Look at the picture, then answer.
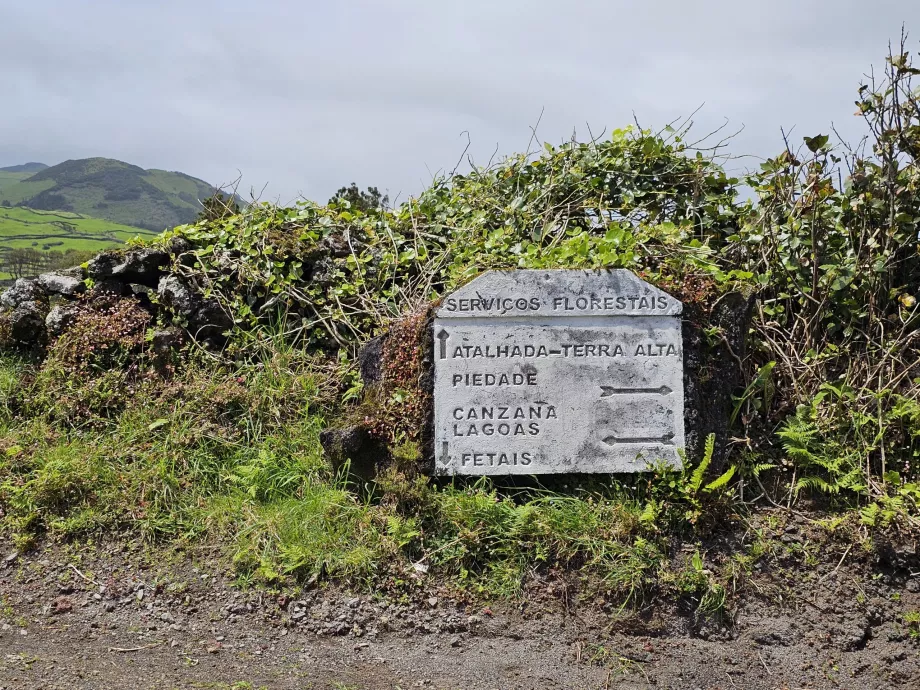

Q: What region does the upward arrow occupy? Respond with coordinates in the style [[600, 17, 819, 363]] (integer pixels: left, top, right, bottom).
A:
[[436, 329, 450, 359]]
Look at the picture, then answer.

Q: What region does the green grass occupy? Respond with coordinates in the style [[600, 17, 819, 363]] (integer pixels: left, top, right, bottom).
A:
[[0, 207, 157, 278], [0, 178, 54, 204], [0, 207, 151, 237], [0, 318, 733, 605], [0, 172, 33, 195]]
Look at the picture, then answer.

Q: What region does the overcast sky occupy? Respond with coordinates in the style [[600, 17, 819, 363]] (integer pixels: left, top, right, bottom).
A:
[[2, 1, 919, 204]]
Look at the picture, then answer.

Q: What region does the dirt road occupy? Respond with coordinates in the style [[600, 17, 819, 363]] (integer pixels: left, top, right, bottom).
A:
[[1, 537, 918, 689]]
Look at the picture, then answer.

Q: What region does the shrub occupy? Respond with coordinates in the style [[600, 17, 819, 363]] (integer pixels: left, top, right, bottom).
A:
[[163, 125, 745, 351]]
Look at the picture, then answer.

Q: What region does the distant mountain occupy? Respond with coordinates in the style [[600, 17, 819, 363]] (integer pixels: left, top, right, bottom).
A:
[[0, 162, 48, 173], [0, 158, 225, 231]]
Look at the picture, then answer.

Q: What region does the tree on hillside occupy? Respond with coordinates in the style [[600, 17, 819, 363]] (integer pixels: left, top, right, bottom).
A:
[[1, 200, 10, 208], [328, 183, 389, 212], [2, 248, 46, 279]]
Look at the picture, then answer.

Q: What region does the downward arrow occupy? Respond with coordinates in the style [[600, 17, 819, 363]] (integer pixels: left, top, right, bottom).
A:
[[439, 441, 451, 466], [436, 329, 450, 359], [601, 385, 672, 397], [603, 432, 675, 445]]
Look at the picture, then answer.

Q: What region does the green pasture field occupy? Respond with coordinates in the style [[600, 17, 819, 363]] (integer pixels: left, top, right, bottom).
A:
[[0, 177, 55, 204], [0, 206, 157, 279], [0, 171, 33, 195]]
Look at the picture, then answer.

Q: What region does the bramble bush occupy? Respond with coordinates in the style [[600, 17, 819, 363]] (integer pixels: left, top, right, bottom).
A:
[[162, 123, 745, 352], [735, 38, 920, 519]]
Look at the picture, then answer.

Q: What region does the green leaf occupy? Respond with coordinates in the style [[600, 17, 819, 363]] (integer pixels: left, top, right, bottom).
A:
[[689, 433, 716, 492], [704, 466, 736, 493], [804, 134, 830, 153]]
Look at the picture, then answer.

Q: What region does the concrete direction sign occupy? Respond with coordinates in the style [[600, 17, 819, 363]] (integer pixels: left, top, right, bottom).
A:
[[433, 270, 685, 475]]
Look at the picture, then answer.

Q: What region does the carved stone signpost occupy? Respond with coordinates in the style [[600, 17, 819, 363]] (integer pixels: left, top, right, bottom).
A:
[[432, 270, 685, 475]]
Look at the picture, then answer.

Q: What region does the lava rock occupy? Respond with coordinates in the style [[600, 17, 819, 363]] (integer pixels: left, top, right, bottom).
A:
[[92, 279, 129, 296], [310, 257, 337, 286], [157, 275, 232, 341], [167, 236, 193, 256], [1, 278, 45, 309], [682, 289, 757, 472], [320, 233, 351, 258], [37, 270, 86, 297], [129, 283, 154, 297], [358, 335, 387, 385], [157, 275, 198, 316], [85, 253, 120, 280], [151, 327, 184, 356], [45, 304, 80, 337], [319, 426, 389, 479], [7, 300, 47, 347], [88, 248, 170, 287]]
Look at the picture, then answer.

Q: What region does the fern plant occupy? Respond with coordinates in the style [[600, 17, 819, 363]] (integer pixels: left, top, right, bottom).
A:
[[778, 402, 868, 497], [643, 433, 736, 527], [688, 433, 736, 495]]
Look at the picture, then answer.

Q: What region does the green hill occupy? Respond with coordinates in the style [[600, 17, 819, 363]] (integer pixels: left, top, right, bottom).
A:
[[0, 162, 47, 173], [0, 158, 221, 232]]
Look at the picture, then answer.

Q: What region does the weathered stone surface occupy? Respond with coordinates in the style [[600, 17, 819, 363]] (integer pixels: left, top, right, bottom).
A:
[[8, 300, 47, 347], [37, 271, 86, 297], [682, 290, 756, 472], [319, 426, 388, 479], [320, 233, 352, 258], [157, 275, 232, 339], [87, 248, 170, 287], [157, 275, 193, 313], [92, 279, 129, 296], [433, 269, 685, 475], [358, 335, 387, 385], [167, 236, 192, 256], [45, 304, 80, 337], [151, 327, 184, 357], [1, 278, 45, 309]]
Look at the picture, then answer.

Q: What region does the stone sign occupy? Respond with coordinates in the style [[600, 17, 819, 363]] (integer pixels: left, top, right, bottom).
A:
[[432, 269, 685, 475]]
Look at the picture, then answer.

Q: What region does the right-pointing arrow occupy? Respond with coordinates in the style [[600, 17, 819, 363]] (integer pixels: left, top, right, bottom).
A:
[[600, 385, 672, 397], [603, 432, 675, 445]]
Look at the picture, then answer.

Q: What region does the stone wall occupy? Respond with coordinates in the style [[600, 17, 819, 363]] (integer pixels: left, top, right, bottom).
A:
[[0, 243, 230, 355]]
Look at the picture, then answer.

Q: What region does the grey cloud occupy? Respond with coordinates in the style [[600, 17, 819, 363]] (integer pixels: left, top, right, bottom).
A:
[[1, 0, 918, 203]]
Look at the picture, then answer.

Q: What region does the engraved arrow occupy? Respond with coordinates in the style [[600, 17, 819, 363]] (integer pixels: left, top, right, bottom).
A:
[[439, 441, 451, 465], [436, 329, 450, 359], [600, 385, 672, 397], [603, 432, 675, 445]]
